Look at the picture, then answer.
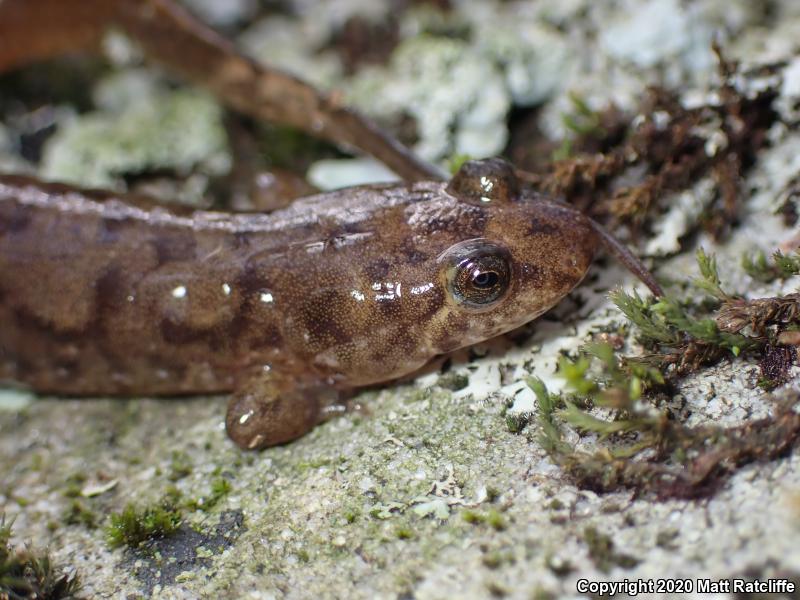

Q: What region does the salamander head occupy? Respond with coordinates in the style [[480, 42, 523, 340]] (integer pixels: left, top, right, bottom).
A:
[[280, 158, 654, 385], [410, 157, 599, 354]]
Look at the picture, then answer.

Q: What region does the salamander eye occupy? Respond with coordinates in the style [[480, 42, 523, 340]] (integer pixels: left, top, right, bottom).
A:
[[441, 240, 512, 310]]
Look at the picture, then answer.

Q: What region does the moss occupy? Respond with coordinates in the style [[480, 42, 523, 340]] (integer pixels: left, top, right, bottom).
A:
[[105, 503, 182, 549], [0, 516, 83, 599], [461, 510, 483, 525], [395, 526, 415, 540], [342, 509, 361, 524], [485, 487, 501, 503], [504, 411, 531, 434], [436, 371, 470, 391], [609, 251, 756, 374], [742, 250, 800, 282], [168, 451, 193, 482], [482, 550, 514, 569], [295, 549, 311, 563], [184, 477, 233, 512], [553, 92, 608, 160], [62, 501, 97, 529], [583, 526, 639, 573], [61, 473, 87, 499], [526, 313, 800, 499], [461, 509, 507, 531], [447, 153, 472, 174], [485, 510, 507, 532]]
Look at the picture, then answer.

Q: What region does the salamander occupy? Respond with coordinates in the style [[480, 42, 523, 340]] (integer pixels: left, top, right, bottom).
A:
[[0, 160, 660, 448], [0, 0, 662, 449]]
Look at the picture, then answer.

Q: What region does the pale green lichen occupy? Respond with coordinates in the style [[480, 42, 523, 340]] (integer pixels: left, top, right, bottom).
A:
[[346, 36, 509, 161], [41, 71, 230, 199]]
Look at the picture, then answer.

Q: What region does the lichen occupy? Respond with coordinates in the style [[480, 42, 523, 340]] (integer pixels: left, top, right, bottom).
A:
[[41, 72, 230, 200]]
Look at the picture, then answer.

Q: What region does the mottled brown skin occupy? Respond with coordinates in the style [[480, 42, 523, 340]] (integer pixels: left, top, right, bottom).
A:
[[0, 161, 603, 447]]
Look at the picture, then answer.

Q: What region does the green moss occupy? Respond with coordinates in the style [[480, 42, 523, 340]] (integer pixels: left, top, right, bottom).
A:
[[447, 153, 472, 174], [485, 510, 507, 532], [583, 526, 639, 573], [485, 487, 501, 503], [505, 411, 531, 434], [295, 549, 311, 563], [168, 451, 193, 482], [0, 515, 83, 599], [184, 477, 233, 512], [62, 473, 87, 499], [395, 526, 415, 540], [62, 501, 97, 529], [105, 503, 182, 549], [742, 249, 800, 282], [461, 510, 483, 525], [461, 509, 507, 531], [482, 550, 514, 569], [343, 509, 361, 524], [553, 92, 607, 160], [436, 371, 470, 391]]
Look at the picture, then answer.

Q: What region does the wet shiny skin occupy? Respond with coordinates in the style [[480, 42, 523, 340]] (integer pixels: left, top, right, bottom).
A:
[[0, 159, 601, 448]]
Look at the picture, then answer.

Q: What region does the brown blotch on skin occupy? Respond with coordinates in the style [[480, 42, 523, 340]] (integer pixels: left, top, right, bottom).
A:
[[366, 258, 391, 281], [0, 205, 32, 234], [299, 291, 353, 348], [159, 316, 214, 346], [96, 217, 133, 244], [152, 228, 197, 264], [526, 217, 560, 237]]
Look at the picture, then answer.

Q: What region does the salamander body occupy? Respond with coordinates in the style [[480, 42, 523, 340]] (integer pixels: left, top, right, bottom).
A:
[[0, 159, 603, 448]]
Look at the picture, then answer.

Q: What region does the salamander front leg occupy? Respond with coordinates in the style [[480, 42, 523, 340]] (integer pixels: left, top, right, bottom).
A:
[[226, 369, 341, 449]]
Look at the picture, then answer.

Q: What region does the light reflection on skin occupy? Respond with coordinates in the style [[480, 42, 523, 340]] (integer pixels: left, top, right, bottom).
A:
[[356, 280, 437, 303]]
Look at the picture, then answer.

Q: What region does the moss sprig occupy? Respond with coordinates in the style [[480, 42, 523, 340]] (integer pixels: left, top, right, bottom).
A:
[[742, 249, 800, 283], [0, 516, 83, 600], [105, 502, 182, 549]]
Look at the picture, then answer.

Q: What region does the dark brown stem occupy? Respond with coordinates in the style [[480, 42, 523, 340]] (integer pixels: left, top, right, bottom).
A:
[[588, 218, 663, 297], [0, 0, 443, 182]]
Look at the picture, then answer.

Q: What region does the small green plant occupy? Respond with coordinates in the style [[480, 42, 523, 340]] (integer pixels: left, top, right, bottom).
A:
[[524, 247, 800, 498], [105, 503, 181, 549], [610, 250, 756, 374], [553, 92, 609, 160], [583, 526, 639, 572], [168, 451, 193, 482], [742, 249, 800, 282], [551, 343, 667, 456], [447, 153, 472, 174], [62, 501, 96, 529], [0, 515, 83, 599], [184, 477, 233, 512]]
